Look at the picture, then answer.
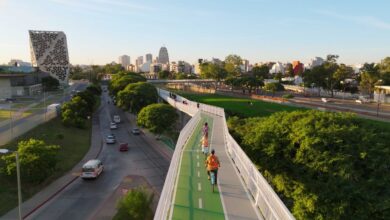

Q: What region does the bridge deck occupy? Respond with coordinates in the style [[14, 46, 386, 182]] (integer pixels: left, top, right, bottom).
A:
[[171, 113, 261, 219]]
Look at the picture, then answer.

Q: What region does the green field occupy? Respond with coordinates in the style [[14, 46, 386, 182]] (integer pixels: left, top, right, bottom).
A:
[[177, 92, 305, 118], [0, 117, 91, 216], [172, 114, 224, 220]]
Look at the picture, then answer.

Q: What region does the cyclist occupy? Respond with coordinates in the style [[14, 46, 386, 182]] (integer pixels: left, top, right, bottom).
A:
[[203, 122, 209, 137], [200, 135, 209, 157], [205, 149, 220, 183]]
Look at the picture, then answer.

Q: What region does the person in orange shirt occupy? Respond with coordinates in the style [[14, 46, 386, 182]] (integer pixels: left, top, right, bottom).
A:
[[205, 149, 220, 182]]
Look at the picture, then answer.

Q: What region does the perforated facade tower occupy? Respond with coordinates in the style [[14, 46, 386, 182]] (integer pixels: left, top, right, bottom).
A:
[[158, 46, 169, 64], [29, 30, 70, 84]]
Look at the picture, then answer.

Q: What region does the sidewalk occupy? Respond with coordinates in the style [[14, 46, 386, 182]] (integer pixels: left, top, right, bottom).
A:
[[1, 105, 104, 220]]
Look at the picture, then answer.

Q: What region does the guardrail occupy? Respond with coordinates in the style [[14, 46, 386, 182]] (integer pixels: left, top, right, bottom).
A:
[[154, 110, 201, 219], [155, 88, 295, 220]]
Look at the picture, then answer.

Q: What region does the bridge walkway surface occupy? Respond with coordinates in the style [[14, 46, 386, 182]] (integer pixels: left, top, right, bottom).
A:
[[171, 112, 261, 220]]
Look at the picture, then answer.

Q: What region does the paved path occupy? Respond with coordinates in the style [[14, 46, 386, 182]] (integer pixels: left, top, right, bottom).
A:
[[171, 113, 261, 220]]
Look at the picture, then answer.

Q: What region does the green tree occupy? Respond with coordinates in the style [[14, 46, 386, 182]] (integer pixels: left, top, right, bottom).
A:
[[359, 63, 380, 96], [113, 187, 154, 220], [229, 111, 390, 220], [1, 139, 60, 183], [73, 90, 96, 113], [263, 82, 283, 96], [117, 82, 157, 114], [251, 65, 270, 79], [86, 84, 102, 96], [137, 103, 178, 135], [103, 63, 124, 74], [240, 76, 264, 93], [333, 64, 354, 90], [224, 54, 243, 77], [200, 62, 227, 80], [109, 73, 146, 97], [41, 76, 60, 91], [378, 57, 390, 85], [158, 70, 171, 79], [61, 96, 89, 128]]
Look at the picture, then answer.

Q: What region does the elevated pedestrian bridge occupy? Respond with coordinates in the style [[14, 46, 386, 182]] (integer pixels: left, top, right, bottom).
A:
[[155, 88, 295, 220]]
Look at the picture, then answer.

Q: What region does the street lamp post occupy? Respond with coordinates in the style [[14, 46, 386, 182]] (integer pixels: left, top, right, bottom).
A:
[[0, 149, 22, 220], [340, 81, 345, 101], [376, 80, 383, 117]]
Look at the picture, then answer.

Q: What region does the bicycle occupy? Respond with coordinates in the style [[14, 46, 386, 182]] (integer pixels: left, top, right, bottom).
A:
[[210, 170, 217, 192]]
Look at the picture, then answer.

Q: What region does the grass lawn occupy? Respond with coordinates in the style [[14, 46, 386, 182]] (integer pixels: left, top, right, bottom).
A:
[[0, 110, 31, 122], [177, 91, 305, 118], [0, 117, 91, 216], [176, 91, 390, 129]]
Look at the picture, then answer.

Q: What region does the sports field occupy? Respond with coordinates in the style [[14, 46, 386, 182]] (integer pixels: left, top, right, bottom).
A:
[[177, 92, 305, 118], [172, 114, 225, 220]]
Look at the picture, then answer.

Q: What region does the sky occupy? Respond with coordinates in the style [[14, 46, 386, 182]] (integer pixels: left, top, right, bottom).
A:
[[0, 0, 389, 65]]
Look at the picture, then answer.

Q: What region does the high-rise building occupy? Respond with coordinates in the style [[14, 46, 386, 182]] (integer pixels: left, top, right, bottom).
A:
[[29, 30, 70, 84], [136, 56, 144, 66], [292, 61, 304, 76], [118, 55, 130, 68], [145, 53, 153, 63], [158, 46, 169, 64]]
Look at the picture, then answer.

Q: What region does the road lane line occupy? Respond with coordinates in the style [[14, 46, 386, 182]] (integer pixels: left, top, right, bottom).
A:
[[199, 198, 203, 209], [198, 171, 200, 177], [198, 182, 201, 191], [197, 162, 199, 167]]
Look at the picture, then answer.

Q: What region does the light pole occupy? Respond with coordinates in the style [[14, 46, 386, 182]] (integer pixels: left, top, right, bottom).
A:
[[340, 81, 345, 101], [0, 149, 22, 220], [376, 80, 383, 117]]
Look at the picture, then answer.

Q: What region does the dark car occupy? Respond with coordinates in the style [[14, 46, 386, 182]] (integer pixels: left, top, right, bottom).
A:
[[119, 143, 129, 152]]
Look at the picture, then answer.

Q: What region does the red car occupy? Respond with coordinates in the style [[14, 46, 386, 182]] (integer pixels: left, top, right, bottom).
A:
[[119, 143, 129, 152]]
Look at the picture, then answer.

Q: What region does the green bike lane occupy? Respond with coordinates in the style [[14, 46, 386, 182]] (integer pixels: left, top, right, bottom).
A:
[[172, 114, 225, 220]]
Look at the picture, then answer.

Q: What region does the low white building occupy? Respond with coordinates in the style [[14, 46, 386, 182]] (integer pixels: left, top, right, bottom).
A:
[[270, 62, 285, 75], [374, 85, 390, 103]]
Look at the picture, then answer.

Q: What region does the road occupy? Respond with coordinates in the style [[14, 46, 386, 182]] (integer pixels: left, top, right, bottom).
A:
[[26, 88, 170, 220], [0, 82, 88, 137]]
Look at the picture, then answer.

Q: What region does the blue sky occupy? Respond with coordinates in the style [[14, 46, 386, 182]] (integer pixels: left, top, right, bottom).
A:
[[0, 0, 389, 65]]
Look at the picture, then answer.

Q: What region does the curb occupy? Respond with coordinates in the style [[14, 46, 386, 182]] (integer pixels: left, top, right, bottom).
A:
[[21, 104, 104, 219]]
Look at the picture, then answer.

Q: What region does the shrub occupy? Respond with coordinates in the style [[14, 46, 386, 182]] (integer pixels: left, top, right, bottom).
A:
[[113, 187, 154, 220], [282, 94, 294, 99]]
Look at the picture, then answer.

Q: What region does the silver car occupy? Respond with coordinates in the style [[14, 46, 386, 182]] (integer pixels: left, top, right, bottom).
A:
[[105, 135, 116, 144]]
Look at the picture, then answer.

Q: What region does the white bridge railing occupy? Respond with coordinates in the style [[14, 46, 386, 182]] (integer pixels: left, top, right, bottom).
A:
[[155, 88, 295, 220]]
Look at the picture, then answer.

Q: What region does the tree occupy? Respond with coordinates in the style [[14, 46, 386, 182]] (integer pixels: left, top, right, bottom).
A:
[[73, 90, 96, 113], [158, 70, 171, 79], [1, 139, 60, 183], [61, 96, 89, 128], [378, 57, 390, 85], [117, 82, 157, 114], [109, 73, 146, 97], [200, 62, 227, 81], [228, 111, 390, 220], [333, 64, 354, 90], [224, 54, 243, 77], [240, 76, 264, 93], [359, 63, 380, 96], [41, 76, 60, 91], [86, 84, 102, 96], [113, 187, 154, 220], [137, 103, 178, 135], [103, 63, 124, 74], [251, 65, 270, 79], [285, 63, 294, 77], [263, 82, 283, 96]]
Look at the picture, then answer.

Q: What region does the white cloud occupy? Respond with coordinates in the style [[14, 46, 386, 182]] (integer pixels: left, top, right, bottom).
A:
[[0, 0, 8, 9], [315, 10, 390, 30]]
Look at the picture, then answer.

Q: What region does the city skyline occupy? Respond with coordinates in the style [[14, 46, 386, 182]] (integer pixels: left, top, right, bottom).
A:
[[0, 0, 389, 65]]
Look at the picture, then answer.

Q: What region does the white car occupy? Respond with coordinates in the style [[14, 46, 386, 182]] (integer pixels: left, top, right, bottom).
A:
[[110, 122, 117, 129], [105, 135, 116, 144], [131, 127, 140, 135], [113, 115, 121, 123]]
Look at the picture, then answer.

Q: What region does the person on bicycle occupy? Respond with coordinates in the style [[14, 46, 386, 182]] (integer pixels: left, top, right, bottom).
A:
[[203, 122, 209, 137], [200, 135, 209, 157], [205, 149, 220, 182]]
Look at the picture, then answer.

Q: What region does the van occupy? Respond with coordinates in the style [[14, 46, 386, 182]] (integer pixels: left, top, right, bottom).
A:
[[113, 115, 121, 123], [81, 159, 104, 179]]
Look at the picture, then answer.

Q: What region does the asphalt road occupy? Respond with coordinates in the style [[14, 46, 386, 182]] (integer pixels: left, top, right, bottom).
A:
[[0, 82, 88, 134], [27, 88, 170, 220]]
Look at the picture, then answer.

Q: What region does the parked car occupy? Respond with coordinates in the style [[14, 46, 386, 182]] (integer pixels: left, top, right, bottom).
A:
[[131, 127, 140, 135], [110, 122, 117, 129], [119, 143, 129, 152], [105, 135, 116, 144]]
